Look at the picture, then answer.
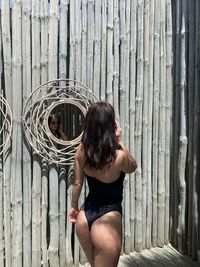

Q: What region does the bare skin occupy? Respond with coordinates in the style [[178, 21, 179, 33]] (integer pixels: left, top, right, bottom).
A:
[[69, 121, 137, 267]]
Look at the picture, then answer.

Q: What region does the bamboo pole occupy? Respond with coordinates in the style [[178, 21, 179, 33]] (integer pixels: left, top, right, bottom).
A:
[[119, 0, 126, 252], [146, 0, 154, 249], [69, 0, 75, 80], [32, 1, 42, 267], [100, 0, 107, 100], [152, 0, 160, 247], [1, 1, 12, 265], [186, 0, 194, 257], [81, 0, 87, 85], [134, 0, 144, 252], [87, 0, 94, 91], [187, 0, 195, 257], [119, 0, 126, 132], [75, 0, 81, 82], [165, 0, 173, 245], [59, 167, 67, 267], [191, 0, 200, 260], [22, 1, 32, 267], [48, 165, 59, 267], [0, 158, 3, 267], [177, 0, 187, 253], [93, 0, 101, 99], [171, 0, 181, 247], [48, 0, 59, 80], [66, 185, 74, 267], [11, 1, 23, 267], [40, 2, 49, 266], [123, 0, 131, 254], [48, 2, 59, 266], [41, 160, 49, 267], [142, 0, 149, 249], [157, 0, 166, 248], [59, 0, 69, 79], [113, 0, 120, 119], [41, 0, 49, 83], [0, 18, 4, 267], [106, 0, 114, 104], [129, 0, 137, 251]]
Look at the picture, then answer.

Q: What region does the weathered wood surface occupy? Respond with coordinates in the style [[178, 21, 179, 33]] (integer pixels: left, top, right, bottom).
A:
[[118, 245, 199, 267]]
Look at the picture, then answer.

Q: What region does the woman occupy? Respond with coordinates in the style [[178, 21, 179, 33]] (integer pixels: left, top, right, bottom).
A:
[[69, 102, 137, 267], [48, 114, 68, 141]]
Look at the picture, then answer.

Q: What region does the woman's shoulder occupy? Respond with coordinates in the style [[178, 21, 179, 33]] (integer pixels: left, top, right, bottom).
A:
[[75, 143, 86, 162]]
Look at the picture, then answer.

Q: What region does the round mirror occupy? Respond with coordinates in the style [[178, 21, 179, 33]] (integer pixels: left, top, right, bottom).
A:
[[44, 99, 86, 145]]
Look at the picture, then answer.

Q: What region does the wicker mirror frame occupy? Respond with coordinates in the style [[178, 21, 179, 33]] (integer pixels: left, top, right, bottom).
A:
[[23, 79, 98, 165], [0, 94, 12, 155]]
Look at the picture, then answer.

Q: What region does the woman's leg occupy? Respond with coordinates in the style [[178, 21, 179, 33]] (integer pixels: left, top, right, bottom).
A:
[[90, 211, 122, 267], [76, 209, 94, 266]]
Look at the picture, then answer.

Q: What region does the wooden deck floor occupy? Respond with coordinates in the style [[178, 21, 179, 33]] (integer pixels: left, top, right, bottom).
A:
[[118, 245, 199, 267]]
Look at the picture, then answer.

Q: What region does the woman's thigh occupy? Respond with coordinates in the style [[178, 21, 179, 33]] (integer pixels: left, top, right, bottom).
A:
[[90, 211, 122, 253], [76, 210, 94, 265]]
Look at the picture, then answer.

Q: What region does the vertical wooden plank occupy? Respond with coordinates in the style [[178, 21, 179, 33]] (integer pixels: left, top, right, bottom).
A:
[[59, 0, 69, 79], [152, 0, 160, 248], [48, 1, 59, 267], [40, 1, 49, 266], [87, 0, 94, 90], [69, 0, 75, 80], [142, 0, 149, 249], [146, 0, 154, 249], [48, 165, 59, 267], [165, 0, 173, 245], [0, 15, 3, 266], [12, 1, 23, 267], [123, 0, 131, 254], [113, 0, 120, 118], [81, 0, 87, 85], [41, 0, 49, 83], [134, 0, 144, 252], [106, 0, 113, 104], [93, 0, 101, 99], [191, 0, 200, 260], [129, 0, 137, 251], [177, 0, 187, 254], [22, 0, 32, 266], [187, 0, 195, 257], [75, 0, 82, 82], [157, 0, 166, 248], [1, 1, 12, 265], [31, 1, 42, 267], [171, 0, 181, 247], [48, 0, 59, 80], [66, 185, 74, 267], [100, 0, 107, 100], [59, 167, 67, 267]]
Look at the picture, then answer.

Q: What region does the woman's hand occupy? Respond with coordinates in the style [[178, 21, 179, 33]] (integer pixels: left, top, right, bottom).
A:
[[115, 120, 121, 143], [68, 207, 79, 223]]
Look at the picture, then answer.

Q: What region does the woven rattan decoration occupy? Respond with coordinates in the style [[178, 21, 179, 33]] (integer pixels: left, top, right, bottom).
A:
[[0, 94, 12, 155], [23, 79, 98, 165]]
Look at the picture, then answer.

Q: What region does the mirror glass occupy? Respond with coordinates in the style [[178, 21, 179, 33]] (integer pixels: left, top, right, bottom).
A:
[[48, 103, 85, 141]]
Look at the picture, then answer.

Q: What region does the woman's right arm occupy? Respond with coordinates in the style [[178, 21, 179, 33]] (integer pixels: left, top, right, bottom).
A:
[[118, 141, 137, 173], [68, 144, 84, 222], [115, 121, 137, 173]]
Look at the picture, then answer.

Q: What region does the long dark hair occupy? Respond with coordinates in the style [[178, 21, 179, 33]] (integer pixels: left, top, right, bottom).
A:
[[81, 102, 118, 169], [48, 114, 61, 138]]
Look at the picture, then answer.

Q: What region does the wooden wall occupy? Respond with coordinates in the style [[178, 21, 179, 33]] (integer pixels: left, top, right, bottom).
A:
[[0, 1, 199, 267]]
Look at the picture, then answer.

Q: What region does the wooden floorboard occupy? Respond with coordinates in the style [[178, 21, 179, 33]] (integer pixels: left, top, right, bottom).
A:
[[118, 245, 200, 267]]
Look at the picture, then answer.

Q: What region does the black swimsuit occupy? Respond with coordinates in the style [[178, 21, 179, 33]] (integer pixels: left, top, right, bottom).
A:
[[84, 172, 125, 230]]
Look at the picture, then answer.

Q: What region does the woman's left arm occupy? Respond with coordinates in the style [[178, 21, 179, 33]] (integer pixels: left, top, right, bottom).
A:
[[69, 145, 84, 222]]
